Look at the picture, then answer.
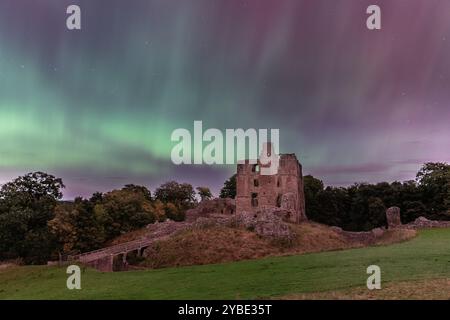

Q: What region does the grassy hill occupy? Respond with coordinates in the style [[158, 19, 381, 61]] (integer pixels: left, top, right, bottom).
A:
[[112, 222, 416, 269], [0, 228, 449, 300]]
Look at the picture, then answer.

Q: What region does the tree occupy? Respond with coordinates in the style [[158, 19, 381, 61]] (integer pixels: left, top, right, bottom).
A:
[[303, 175, 325, 220], [314, 186, 350, 229], [89, 192, 103, 204], [416, 162, 450, 218], [0, 171, 64, 202], [122, 184, 152, 201], [367, 197, 386, 229], [97, 187, 157, 239], [48, 203, 77, 255], [164, 202, 185, 221], [0, 172, 65, 264], [154, 181, 196, 209], [196, 187, 212, 201], [304, 175, 324, 196], [151, 200, 168, 222], [416, 162, 450, 186], [219, 174, 236, 199], [402, 200, 426, 222], [48, 198, 105, 255]]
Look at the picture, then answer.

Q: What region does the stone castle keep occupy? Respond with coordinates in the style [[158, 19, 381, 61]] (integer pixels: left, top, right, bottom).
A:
[[235, 153, 307, 223]]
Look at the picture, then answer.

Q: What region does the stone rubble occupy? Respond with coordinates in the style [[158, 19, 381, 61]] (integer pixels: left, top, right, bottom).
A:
[[385, 206, 450, 229], [404, 216, 450, 229]]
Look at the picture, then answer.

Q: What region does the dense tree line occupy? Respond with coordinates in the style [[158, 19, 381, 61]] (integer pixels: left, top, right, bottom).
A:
[[0, 162, 448, 264], [219, 163, 450, 231], [0, 174, 209, 264], [304, 162, 450, 231]]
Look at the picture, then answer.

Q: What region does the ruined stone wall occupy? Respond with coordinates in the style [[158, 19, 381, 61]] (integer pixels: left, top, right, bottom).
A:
[[404, 216, 450, 229], [185, 198, 235, 222], [236, 154, 306, 223], [385, 207, 450, 229]]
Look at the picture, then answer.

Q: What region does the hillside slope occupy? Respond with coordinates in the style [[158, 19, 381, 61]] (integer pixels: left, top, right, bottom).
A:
[[139, 222, 415, 268], [0, 228, 448, 299]]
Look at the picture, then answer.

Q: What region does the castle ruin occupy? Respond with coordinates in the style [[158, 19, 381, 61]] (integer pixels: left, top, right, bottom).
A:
[[235, 153, 307, 224]]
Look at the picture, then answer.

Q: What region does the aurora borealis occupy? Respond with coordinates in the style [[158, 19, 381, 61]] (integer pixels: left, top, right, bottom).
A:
[[1, 0, 450, 198]]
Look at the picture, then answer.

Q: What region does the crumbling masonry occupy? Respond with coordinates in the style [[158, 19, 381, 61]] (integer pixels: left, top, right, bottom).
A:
[[235, 153, 307, 223]]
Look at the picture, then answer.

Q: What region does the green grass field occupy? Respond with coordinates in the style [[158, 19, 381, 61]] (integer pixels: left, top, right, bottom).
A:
[[1, 228, 449, 299]]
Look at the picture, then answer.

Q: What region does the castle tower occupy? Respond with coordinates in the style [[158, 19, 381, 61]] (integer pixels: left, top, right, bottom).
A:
[[235, 152, 307, 224]]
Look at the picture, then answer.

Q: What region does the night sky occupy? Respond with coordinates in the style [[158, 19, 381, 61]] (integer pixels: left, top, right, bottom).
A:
[[1, 0, 450, 198]]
